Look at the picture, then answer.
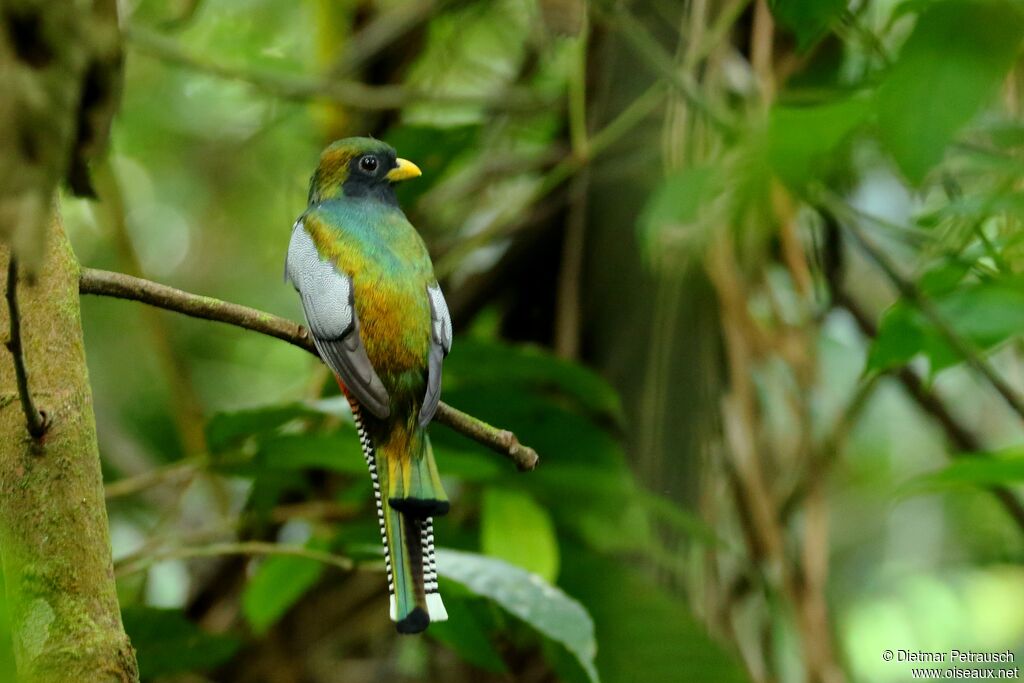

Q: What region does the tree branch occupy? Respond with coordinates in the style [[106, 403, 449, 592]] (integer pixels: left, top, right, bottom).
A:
[[78, 267, 540, 470], [4, 258, 48, 439]]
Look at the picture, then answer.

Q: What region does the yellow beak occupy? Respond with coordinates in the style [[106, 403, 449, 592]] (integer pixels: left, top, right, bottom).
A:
[[386, 158, 422, 182]]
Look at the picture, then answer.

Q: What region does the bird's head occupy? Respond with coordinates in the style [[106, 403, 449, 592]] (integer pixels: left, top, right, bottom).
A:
[[307, 137, 422, 206]]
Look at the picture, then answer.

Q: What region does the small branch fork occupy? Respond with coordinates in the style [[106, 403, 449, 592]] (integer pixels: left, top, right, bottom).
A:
[[5, 258, 48, 439], [78, 267, 540, 471]]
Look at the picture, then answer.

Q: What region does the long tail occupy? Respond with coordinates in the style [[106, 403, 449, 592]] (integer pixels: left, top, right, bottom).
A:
[[423, 517, 447, 620], [349, 397, 448, 633]]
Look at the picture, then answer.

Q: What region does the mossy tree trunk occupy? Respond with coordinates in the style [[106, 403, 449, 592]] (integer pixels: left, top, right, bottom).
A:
[[0, 216, 138, 682]]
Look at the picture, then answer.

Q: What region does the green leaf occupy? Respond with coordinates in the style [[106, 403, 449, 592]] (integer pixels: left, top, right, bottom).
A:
[[481, 488, 560, 581], [560, 552, 750, 683], [768, 97, 869, 186], [900, 451, 1024, 497], [769, 0, 846, 49], [121, 607, 240, 678], [242, 550, 325, 634], [867, 278, 1024, 372], [876, 0, 1024, 183], [437, 548, 599, 683]]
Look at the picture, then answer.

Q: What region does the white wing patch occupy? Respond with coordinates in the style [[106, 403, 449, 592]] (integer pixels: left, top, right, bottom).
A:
[[427, 284, 452, 356], [286, 219, 391, 419], [287, 222, 353, 339], [420, 283, 453, 426]]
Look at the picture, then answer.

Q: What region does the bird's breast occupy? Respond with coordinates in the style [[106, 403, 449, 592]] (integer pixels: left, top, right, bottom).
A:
[[353, 274, 431, 377]]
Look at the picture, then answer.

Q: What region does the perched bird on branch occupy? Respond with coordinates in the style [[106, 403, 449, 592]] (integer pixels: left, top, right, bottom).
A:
[[286, 137, 452, 634]]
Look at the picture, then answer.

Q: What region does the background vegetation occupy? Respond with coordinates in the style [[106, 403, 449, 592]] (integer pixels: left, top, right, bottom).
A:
[[3, 0, 1024, 681]]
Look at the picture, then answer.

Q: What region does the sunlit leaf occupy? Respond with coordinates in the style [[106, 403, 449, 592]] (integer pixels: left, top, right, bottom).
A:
[[122, 607, 240, 678], [438, 549, 599, 683], [877, 0, 1024, 183], [482, 488, 560, 581]]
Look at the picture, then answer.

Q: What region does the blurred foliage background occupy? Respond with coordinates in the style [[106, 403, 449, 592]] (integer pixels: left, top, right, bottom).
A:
[[5, 0, 1024, 681]]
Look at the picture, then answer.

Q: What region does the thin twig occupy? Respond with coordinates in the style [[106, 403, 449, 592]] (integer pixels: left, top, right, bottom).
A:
[[820, 190, 1024, 422], [5, 257, 47, 439], [78, 268, 540, 470], [115, 541, 355, 577]]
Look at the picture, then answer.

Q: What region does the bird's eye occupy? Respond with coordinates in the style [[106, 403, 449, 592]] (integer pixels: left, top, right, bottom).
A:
[[359, 155, 379, 173]]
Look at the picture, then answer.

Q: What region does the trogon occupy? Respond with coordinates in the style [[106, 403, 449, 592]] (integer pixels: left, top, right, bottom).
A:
[[286, 137, 452, 634]]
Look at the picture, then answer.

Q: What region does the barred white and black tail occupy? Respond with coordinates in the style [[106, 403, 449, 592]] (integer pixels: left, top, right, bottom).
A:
[[349, 398, 447, 632], [422, 517, 447, 621]]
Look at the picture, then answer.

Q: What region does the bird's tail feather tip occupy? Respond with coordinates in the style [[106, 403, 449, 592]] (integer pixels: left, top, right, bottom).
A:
[[426, 592, 448, 622], [389, 594, 447, 630], [395, 606, 431, 635]]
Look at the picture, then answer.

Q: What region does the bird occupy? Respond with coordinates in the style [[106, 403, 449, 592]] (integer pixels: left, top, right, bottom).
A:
[[285, 137, 453, 634]]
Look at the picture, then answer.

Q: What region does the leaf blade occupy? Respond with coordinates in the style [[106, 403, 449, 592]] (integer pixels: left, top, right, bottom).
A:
[[437, 548, 599, 683]]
